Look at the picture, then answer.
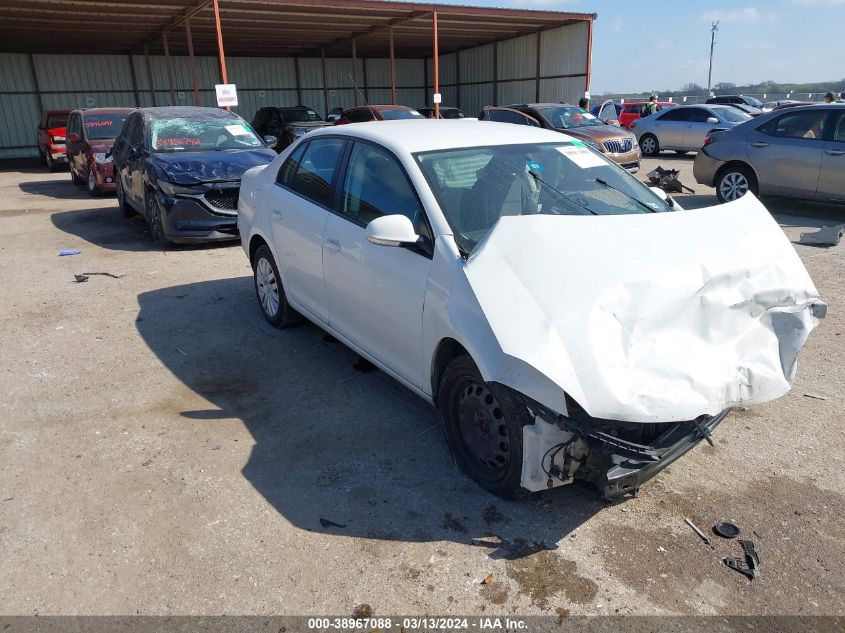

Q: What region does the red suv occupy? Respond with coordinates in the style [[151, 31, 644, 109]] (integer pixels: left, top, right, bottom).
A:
[[36, 109, 71, 171], [66, 108, 133, 195], [618, 101, 677, 130], [333, 105, 424, 124]]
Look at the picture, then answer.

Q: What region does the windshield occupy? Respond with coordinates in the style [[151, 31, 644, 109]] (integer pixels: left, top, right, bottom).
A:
[[416, 141, 671, 253], [83, 113, 128, 140], [536, 106, 605, 129], [380, 108, 424, 120], [150, 115, 263, 152], [281, 108, 322, 122], [716, 108, 752, 123], [743, 96, 763, 107], [441, 108, 466, 119], [46, 113, 68, 129]]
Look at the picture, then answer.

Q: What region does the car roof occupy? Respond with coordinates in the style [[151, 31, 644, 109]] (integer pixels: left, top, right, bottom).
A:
[[139, 106, 240, 119], [306, 119, 576, 154], [510, 103, 574, 108], [72, 107, 134, 115]]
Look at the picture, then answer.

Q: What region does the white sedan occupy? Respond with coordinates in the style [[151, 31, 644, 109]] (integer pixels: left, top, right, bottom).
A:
[[238, 120, 824, 499]]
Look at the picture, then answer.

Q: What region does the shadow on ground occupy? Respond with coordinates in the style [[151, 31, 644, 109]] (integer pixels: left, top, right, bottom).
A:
[[51, 207, 239, 252], [136, 277, 605, 557], [18, 173, 92, 200]]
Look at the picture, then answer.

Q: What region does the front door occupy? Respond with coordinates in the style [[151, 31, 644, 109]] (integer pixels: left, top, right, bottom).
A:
[[817, 110, 845, 200], [322, 141, 432, 388], [267, 137, 346, 323], [749, 109, 827, 197]]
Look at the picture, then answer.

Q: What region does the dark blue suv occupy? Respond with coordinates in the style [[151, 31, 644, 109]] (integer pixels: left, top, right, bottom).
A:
[[111, 107, 277, 245]]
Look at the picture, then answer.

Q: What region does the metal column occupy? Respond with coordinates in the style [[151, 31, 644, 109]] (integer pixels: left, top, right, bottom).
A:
[[162, 30, 177, 105], [321, 48, 329, 119], [389, 26, 397, 105], [185, 16, 202, 106], [143, 45, 157, 107], [585, 18, 593, 94], [432, 11, 439, 118], [352, 38, 359, 107], [212, 0, 229, 109], [127, 54, 141, 107]]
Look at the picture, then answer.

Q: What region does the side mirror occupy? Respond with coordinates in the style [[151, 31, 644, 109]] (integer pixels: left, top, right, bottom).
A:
[[68, 132, 80, 144], [649, 186, 668, 201], [365, 214, 420, 247], [263, 135, 278, 149], [707, 117, 720, 124]]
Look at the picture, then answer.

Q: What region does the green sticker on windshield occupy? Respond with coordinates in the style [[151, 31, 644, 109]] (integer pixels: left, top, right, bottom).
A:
[[571, 140, 588, 148]]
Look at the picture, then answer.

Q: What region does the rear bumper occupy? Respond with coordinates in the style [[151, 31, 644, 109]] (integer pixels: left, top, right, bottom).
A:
[[693, 150, 724, 187], [158, 193, 239, 244]]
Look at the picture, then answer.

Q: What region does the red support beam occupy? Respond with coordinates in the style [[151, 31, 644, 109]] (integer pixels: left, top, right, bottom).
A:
[[212, 0, 229, 110], [585, 17, 593, 94], [432, 10, 439, 118]]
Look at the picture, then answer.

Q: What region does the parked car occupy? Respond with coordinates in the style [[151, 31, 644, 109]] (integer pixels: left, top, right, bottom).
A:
[[723, 103, 763, 117], [762, 99, 801, 112], [417, 106, 467, 119], [706, 95, 764, 108], [237, 120, 823, 499], [111, 106, 277, 244], [326, 107, 345, 123], [480, 103, 641, 172], [251, 106, 331, 151], [694, 104, 845, 203], [772, 101, 814, 111], [36, 109, 71, 171], [66, 108, 132, 196], [633, 104, 752, 156], [591, 101, 622, 121], [333, 105, 424, 124], [618, 101, 677, 130]]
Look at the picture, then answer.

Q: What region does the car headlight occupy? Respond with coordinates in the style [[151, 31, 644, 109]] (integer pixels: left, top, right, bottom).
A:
[[93, 153, 112, 164], [158, 180, 201, 197]]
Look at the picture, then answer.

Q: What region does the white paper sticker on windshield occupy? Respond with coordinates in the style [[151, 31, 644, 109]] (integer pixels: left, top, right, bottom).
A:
[[556, 145, 606, 168], [225, 124, 250, 136]]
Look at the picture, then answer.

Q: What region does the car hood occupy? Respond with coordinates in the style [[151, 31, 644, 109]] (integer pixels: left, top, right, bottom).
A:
[[152, 149, 276, 185], [463, 194, 824, 423], [562, 125, 634, 143]]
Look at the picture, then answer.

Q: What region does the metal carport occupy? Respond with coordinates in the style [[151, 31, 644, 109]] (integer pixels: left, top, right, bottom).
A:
[[0, 0, 595, 158]]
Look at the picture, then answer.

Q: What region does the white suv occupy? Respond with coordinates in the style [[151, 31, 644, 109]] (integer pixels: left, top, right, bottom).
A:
[[237, 120, 823, 499]]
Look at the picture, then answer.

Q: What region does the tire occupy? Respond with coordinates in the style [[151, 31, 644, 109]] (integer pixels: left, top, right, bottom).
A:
[[144, 191, 168, 245], [45, 151, 59, 172], [716, 165, 758, 203], [116, 177, 134, 218], [639, 134, 659, 157], [252, 244, 301, 327], [38, 150, 47, 166], [438, 354, 533, 499], [71, 165, 84, 185], [86, 168, 100, 196]]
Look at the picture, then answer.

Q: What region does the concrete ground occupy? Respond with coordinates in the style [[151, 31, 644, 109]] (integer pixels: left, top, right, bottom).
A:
[[0, 154, 843, 617]]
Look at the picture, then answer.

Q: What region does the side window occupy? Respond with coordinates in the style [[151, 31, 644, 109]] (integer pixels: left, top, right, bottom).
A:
[[129, 116, 144, 148], [657, 108, 688, 122], [340, 142, 424, 226], [483, 109, 534, 126], [346, 109, 373, 123], [761, 110, 829, 140], [276, 142, 307, 185], [688, 108, 712, 123], [287, 138, 345, 206], [832, 112, 845, 142]]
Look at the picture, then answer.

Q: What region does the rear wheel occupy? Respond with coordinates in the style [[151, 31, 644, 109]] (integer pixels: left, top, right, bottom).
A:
[[252, 244, 301, 327], [639, 134, 659, 157], [716, 165, 758, 203], [438, 354, 532, 499]]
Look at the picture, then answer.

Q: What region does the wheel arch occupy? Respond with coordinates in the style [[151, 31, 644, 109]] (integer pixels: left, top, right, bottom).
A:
[[248, 233, 269, 266], [715, 159, 759, 188], [430, 337, 471, 406]]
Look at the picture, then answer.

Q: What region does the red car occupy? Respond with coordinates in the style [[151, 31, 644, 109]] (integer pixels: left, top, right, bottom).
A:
[[66, 108, 133, 195], [618, 101, 677, 130], [333, 105, 424, 124], [36, 109, 71, 171]]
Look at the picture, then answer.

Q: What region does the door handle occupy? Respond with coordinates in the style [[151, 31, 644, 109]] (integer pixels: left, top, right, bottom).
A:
[[824, 149, 845, 156], [325, 238, 341, 253], [271, 208, 282, 219], [751, 142, 769, 148]]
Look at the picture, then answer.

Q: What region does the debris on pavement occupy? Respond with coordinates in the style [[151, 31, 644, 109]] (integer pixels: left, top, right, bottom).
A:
[[58, 249, 81, 256], [352, 604, 372, 618], [74, 274, 89, 283], [83, 272, 126, 278], [646, 166, 695, 194], [803, 393, 828, 401], [798, 224, 845, 247], [481, 573, 494, 585], [713, 522, 741, 539], [319, 518, 346, 528], [684, 517, 714, 548], [175, 348, 188, 357], [724, 539, 760, 581]]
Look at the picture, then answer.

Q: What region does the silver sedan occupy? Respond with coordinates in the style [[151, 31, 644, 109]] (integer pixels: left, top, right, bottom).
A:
[[694, 104, 845, 203], [632, 104, 752, 156]]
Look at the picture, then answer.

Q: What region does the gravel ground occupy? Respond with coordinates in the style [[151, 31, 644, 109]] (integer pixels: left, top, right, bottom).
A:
[[0, 154, 843, 617]]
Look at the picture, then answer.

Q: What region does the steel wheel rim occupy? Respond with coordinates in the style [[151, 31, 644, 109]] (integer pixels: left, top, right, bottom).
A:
[[720, 172, 749, 201], [642, 137, 656, 154], [87, 169, 95, 192], [148, 198, 164, 242], [457, 381, 510, 475], [256, 257, 280, 318]]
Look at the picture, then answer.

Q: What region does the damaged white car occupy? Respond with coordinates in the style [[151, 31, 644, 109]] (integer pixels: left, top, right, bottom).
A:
[[237, 120, 825, 499]]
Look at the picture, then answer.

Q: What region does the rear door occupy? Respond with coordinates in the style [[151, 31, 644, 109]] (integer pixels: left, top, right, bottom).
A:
[[322, 140, 433, 387], [267, 137, 346, 323], [749, 109, 827, 196], [817, 110, 845, 200], [682, 107, 717, 150]]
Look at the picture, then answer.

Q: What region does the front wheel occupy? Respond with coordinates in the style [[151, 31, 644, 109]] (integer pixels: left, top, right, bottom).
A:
[[116, 177, 134, 218], [716, 165, 757, 203], [86, 168, 100, 196], [252, 244, 301, 327], [438, 355, 533, 499], [639, 134, 659, 157], [144, 191, 168, 245]]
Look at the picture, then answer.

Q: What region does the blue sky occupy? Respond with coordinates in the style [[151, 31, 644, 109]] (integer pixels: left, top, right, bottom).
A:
[[433, 0, 845, 93]]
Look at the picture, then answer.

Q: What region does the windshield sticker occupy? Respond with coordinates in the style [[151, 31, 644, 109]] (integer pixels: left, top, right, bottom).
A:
[[571, 140, 587, 148], [85, 120, 113, 128], [157, 137, 201, 147], [225, 124, 250, 136], [526, 161, 543, 171], [556, 145, 606, 169]]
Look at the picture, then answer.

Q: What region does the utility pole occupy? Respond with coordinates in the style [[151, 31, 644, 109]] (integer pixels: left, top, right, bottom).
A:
[[707, 20, 719, 96]]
